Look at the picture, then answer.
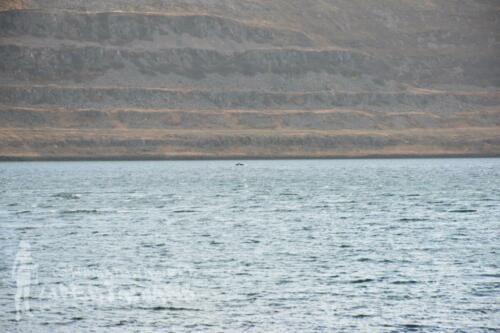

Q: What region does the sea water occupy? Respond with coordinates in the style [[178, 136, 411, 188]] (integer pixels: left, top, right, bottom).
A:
[[0, 159, 499, 332]]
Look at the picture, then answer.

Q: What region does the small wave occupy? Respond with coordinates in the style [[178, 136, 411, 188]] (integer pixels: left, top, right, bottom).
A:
[[106, 319, 137, 327], [350, 278, 375, 284], [449, 209, 477, 213], [398, 218, 429, 222], [109, 320, 127, 327], [398, 324, 437, 331], [244, 239, 260, 244], [143, 306, 200, 312], [314, 205, 330, 209], [60, 209, 100, 215], [39, 204, 55, 209], [173, 210, 197, 213], [276, 279, 292, 285], [478, 273, 500, 278], [336, 200, 357, 204], [53, 192, 81, 200], [357, 258, 372, 262], [392, 280, 418, 285], [141, 243, 166, 248], [352, 314, 373, 318], [16, 226, 38, 230]]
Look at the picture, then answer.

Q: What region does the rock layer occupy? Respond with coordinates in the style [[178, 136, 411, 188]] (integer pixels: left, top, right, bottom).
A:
[[0, 1, 499, 159]]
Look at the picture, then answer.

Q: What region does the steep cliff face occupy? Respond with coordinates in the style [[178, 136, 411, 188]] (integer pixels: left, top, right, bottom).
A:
[[0, 1, 499, 159]]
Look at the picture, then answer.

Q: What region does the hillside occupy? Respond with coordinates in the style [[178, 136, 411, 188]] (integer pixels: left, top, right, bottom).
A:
[[0, 0, 499, 159]]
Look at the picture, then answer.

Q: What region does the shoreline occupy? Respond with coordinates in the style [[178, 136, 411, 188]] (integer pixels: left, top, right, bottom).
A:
[[1, 153, 500, 162]]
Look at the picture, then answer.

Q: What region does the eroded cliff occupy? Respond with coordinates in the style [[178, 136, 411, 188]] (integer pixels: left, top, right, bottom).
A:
[[0, 0, 499, 159]]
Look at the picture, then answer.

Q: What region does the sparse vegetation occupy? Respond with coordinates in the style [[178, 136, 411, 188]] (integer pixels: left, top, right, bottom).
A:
[[0, 1, 498, 159]]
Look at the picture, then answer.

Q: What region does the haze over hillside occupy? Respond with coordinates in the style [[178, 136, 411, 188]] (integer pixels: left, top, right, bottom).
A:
[[0, 0, 499, 159]]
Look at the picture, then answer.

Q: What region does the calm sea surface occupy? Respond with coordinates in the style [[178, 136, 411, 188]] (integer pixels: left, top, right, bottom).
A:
[[0, 159, 499, 332]]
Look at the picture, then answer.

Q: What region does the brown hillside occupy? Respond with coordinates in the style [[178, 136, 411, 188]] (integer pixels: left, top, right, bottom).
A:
[[0, 0, 499, 159]]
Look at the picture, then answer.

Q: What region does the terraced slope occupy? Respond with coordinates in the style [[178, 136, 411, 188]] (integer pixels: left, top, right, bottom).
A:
[[0, 1, 499, 159]]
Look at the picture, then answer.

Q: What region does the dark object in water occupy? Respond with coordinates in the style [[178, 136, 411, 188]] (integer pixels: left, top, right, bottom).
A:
[[236, 163, 245, 166]]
